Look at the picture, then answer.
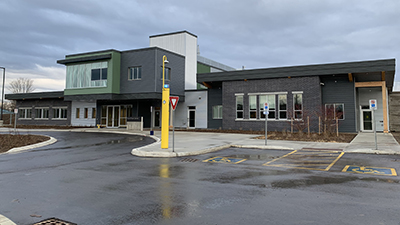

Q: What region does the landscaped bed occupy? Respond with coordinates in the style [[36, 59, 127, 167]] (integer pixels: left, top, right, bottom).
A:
[[0, 134, 50, 153]]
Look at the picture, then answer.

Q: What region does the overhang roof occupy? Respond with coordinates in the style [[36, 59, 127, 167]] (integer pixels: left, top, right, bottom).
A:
[[5, 91, 64, 100], [57, 54, 112, 65], [198, 59, 396, 87]]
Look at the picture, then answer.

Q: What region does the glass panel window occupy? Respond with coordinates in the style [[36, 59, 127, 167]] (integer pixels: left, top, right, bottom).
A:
[[84, 108, 89, 119], [91, 69, 100, 81], [52, 108, 67, 119], [35, 108, 49, 119], [213, 105, 223, 119], [92, 108, 96, 119], [249, 95, 257, 119], [160, 67, 171, 80], [293, 93, 303, 119], [236, 95, 243, 119], [76, 108, 80, 119], [66, 61, 108, 89], [129, 67, 142, 80], [279, 95, 287, 119], [19, 108, 32, 119], [266, 95, 275, 119], [101, 105, 107, 125], [325, 103, 345, 120], [101, 68, 107, 80]]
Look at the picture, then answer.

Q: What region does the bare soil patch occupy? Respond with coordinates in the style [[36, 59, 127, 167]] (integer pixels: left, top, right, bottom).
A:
[[0, 134, 50, 153]]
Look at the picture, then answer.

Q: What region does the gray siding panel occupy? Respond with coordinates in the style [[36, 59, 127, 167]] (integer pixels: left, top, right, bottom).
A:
[[207, 88, 223, 129], [120, 48, 185, 98], [321, 75, 356, 132]]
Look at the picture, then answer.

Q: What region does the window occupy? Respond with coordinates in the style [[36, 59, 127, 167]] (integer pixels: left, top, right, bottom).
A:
[[76, 108, 80, 119], [213, 105, 223, 119], [259, 95, 275, 119], [249, 95, 257, 119], [129, 67, 142, 80], [92, 108, 96, 119], [325, 104, 344, 120], [293, 93, 303, 119], [236, 95, 244, 119], [53, 107, 67, 119], [91, 68, 107, 81], [35, 108, 49, 119], [19, 108, 32, 119], [278, 95, 287, 119], [160, 67, 171, 80], [84, 108, 89, 119]]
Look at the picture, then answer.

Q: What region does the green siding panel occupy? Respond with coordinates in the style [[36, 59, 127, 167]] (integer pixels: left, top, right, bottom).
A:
[[197, 63, 211, 74]]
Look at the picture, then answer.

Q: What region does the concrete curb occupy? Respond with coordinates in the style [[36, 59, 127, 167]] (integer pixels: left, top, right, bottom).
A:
[[7, 135, 57, 154], [0, 214, 17, 225], [131, 144, 295, 158]]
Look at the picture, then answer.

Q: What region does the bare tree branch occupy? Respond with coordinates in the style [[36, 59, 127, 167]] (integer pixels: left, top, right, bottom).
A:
[[8, 78, 35, 93]]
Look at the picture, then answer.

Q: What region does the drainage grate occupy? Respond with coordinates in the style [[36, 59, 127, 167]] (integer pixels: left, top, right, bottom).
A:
[[33, 217, 77, 225], [180, 158, 198, 162]]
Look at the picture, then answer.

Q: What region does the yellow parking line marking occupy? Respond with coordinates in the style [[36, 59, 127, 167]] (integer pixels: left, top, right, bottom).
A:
[[325, 152, 345, 171], [263, 150, 297, 166]]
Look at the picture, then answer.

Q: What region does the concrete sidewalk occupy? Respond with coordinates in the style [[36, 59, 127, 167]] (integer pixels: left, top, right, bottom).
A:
[[1, 127, 400, 157]]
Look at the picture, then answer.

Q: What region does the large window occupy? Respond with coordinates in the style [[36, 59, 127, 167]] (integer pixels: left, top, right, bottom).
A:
[[35, 108, 49, 119], [66, 61, 108, 89], [293, 93, 303, 119], [19, 108, 32, 119], [76, 108, 80, 119], [160, 67, 171, 80], [53, 107, 67, 119], [92, 108, 96, 119], [213, 105, 223, 119], [325, 104, 344, 120], [236, 95, 244, 119], [249, 95, 257, 119], [278, 95, 287, 119], [259, 95, 275, 119], [129, 67, 142, 80]]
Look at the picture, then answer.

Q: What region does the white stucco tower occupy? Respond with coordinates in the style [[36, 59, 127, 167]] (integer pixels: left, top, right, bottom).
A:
[[149, 31, 198, 90]]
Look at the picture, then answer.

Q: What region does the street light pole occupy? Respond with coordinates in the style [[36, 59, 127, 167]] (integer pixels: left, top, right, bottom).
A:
[[161, 55, 170, 149], [0, 67, 5, 121]]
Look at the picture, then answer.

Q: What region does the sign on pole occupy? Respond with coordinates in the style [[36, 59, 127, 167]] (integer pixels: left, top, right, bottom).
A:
[[369, 99, 377, 110], [169, 96, 179, 111], [263, 102, 269, 115]]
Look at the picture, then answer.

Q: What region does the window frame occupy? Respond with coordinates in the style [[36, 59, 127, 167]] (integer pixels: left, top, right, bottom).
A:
[[91, 67, 107, 81], [212, 105, 223, 119], [76, 108, 80, 119], [293, 92, 303, 120], [160, 67, 171, 81], [92, 108, 96, 119], [236, 94, 244, 119], [35, 107, 49, 120], [325, 103, 345, 120], [249, 95, 257, 119], [18, 108, 32, 119], [129, 66, 142, 80], [278, 94, 287, 120], [52, 107, 67, 120]]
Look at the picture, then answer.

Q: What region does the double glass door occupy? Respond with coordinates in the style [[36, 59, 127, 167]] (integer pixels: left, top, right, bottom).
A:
[[107, 106, 120, 128]]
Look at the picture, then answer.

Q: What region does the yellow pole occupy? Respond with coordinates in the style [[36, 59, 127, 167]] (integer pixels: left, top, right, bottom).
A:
[[161, 55, 170, 149]]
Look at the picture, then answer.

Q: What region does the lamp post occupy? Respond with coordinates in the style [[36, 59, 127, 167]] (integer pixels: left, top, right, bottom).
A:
[[0, 67, 5, 121], [161, 55, 170, 149]]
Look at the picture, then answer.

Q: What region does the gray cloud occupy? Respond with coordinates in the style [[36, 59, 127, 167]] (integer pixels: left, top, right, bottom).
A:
[[0, 0, 399, 93]]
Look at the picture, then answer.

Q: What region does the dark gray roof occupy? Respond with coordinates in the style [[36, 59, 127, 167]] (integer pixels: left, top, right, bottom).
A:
[[198, 59, 396, 83], [5, 91, 64, 100], [57, 54, 112, 65]]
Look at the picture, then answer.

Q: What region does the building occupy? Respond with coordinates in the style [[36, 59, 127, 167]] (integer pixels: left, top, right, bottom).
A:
[[5, 31, 234, 128], [198, 59, 396, 133]]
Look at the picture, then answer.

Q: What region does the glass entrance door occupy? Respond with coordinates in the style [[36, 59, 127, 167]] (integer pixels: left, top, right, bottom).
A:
[[107, 106, 120, 128], [188, 106, 196, 128], [362, 110, 373, 131]]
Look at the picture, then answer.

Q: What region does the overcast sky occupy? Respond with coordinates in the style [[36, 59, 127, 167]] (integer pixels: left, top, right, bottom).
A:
[[0, 0, 399, 96]]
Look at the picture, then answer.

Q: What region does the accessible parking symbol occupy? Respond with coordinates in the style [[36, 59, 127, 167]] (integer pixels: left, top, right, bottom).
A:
[[203, 156, 247, 164], [342, 165, 397, 176]]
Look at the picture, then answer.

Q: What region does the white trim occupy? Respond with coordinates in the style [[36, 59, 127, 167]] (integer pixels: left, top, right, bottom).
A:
[[292, 91, 303, 94], [249, 92, 287, 96], [235, 93, 244, 96]]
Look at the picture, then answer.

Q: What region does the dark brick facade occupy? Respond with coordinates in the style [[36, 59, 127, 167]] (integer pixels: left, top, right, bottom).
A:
[[222, 76, 322, 132], [15, 98, 71, 126]]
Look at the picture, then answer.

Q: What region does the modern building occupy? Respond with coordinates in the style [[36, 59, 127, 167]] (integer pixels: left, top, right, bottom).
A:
[[5, 31, 234, 129], [198, 59, 396, 133]]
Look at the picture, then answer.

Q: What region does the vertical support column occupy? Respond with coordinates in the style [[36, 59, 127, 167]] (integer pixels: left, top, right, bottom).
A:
[[381, 80, 388, 133]]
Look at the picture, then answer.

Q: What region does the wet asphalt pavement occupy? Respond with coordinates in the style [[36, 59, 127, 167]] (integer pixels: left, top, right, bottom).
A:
[[0, 131, 400, 225]]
